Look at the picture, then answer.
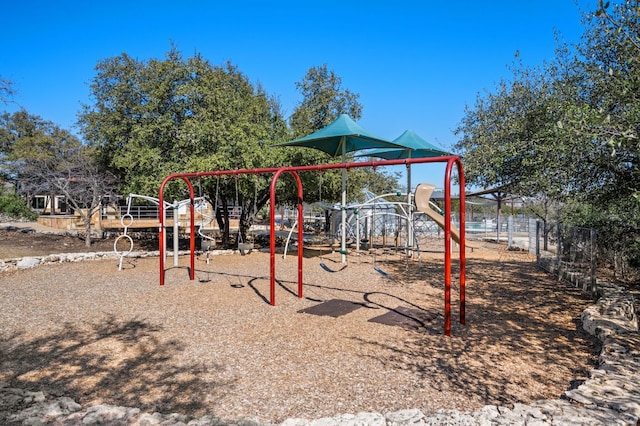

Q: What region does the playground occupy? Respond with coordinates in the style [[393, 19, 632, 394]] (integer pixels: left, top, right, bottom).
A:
[[0, 116, 605, 422], [0, 238, 599, 423]]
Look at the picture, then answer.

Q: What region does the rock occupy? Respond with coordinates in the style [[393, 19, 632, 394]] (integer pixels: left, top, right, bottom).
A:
[[80, 404, 141, 424], [281, 419, 311, 426], [41, 254, 62, 263], [16, 257, 40, 269], [385, 409, 426, 425], [7, 396, 82, 423]]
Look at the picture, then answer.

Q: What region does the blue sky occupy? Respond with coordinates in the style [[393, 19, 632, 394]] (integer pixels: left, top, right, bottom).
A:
[[2, 1, 593, 189]]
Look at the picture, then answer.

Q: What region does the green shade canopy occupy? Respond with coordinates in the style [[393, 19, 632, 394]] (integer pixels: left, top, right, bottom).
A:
[[361, 129, 450, 160], [275, 114, 404, 157], [275, 114, 405, 265]]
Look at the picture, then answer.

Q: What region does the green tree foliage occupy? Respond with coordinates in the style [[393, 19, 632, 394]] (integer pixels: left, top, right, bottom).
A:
[[78, 47, 292, 246], [561, 0, 640, 277], [455, 0, 640, 278], [288, 64, 398, 205], [565, 0, 640, 203], [453, 63, 573, 237], [0, 110, 82, 189], [79, 50, 399, 246], [289, 64, 363, 138], [0, 191, 38, 220]]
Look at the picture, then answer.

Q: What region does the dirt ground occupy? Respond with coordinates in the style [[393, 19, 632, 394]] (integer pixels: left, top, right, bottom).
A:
[[0, 226, 147, 259], [0, 223, 602, 423]]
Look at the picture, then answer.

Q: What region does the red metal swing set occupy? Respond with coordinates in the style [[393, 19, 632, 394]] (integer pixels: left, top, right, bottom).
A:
[[158, 156, 467, 336]]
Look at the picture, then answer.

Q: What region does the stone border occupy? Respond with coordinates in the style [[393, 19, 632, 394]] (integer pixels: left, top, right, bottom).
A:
[[0, 249, 249, 273], [1, 259, 639, 424], [0, 251, 153, 272]]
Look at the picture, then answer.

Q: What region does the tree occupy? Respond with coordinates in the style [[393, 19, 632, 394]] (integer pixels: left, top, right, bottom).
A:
[[80, 52, 398, 248], [454, 0, 640, 277], [1, 110, 83, 210], [565, 0, 640, 203], [21, 146, 118, 247], [0, 110, 118, 246], [454, 59, 584, 197], [289, 64, 363, 138], [79, 47, 291, 247], [0, 77, 14, 105], [560, 0, 640, 275], [453, 59, 588, 243]]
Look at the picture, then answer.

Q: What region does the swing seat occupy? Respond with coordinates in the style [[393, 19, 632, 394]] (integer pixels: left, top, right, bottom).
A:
[[238, 242, 253, 255], [201, 239, 215, 251]]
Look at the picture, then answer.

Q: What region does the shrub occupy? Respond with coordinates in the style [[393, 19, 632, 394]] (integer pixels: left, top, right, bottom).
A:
[[0, 192, 39, 220]]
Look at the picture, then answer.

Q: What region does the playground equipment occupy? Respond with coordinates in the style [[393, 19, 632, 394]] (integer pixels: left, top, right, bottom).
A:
[[414, 183, 479, 249], [157, 155, 467, 336], [115, 194, 204, 270], [346, 190, 417, 254], [114, 211, 134, 271], [193, 197, 216, 263], [281, 189, 422, 261]]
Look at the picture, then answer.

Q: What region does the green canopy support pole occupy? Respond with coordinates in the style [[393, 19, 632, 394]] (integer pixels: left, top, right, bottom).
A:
[[341, 137, 347, 264], [407, 163, 413, 258]]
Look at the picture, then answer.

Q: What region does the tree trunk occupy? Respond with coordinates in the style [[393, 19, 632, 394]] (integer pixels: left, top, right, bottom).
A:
[[238, 188, 271, 243], [216, 197, 231, 248], [543, 220, 549, 252], [49, 192, 56, 214], [239, 203, 253, 244], [84, 216, 92, 248]]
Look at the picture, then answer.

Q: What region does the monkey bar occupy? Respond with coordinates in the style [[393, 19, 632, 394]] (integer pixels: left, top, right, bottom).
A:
[[158, 156, 466, 335]]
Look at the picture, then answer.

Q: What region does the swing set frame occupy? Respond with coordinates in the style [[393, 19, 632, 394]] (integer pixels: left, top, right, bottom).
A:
[[158, 156, 466, 336]]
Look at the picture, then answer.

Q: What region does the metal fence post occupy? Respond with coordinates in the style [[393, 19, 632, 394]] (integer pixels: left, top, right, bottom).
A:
[[590, 228, 597, 294], [535, 220, 541, 263], [507, 215, 514, 249]]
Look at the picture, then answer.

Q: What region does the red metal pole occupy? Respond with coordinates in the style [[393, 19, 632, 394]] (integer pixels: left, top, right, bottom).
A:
[[444, 159, 453, 336], [155, 157, 460, 188], [269, 170, 280, 306], [293, 171, 304, 299], [269, 169, 305, 305], [187, 179, 195, 281], [456, 158, 466, 325], [158, 177, 168, 286]]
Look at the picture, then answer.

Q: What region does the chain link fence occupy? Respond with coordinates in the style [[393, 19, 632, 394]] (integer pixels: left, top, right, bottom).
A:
[[534, 221, 597, 294]]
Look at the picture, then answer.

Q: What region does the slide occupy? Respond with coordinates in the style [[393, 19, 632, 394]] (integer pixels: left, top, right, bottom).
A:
[[414, 183, 479, 249]]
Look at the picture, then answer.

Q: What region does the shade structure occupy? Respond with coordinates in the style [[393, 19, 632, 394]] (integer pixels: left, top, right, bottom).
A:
[[276, 114, 405, 263], [361, 130, 450, 255], [363, 129, 450, 160], [275, 114, 404, 155], [362, 129, 450, 189]]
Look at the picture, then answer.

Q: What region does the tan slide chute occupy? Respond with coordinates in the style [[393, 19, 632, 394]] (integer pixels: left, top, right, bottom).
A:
[[414, 183, 479, 249]]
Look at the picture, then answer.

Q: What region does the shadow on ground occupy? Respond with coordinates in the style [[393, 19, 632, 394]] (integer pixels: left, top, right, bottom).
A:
[[0, 315, 232, 415], [351, 257, 601, 407]]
